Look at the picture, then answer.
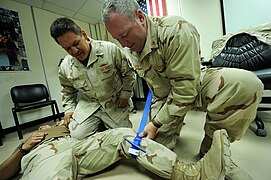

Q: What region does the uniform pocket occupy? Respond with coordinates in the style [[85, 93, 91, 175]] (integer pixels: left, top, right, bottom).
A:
[[72, 77, 90, 92], [98, 63, 119, 91], [144, 68, 170, 98], [99, 63, 114, 78]]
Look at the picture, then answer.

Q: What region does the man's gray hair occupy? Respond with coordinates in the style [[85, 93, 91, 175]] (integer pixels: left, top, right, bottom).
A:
[[102, 0, 141, 23]]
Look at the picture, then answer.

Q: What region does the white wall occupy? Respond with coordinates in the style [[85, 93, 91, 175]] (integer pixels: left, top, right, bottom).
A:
[[0, 0, 92, 129], [223, 0, 271, 33], [180, 0, 223, 59], [166, 0, 182, 16], [0, 0, 48, 128]]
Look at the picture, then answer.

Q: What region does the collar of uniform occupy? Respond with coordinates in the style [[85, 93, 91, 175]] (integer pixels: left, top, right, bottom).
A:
[[130, 15, 158, 61], [70, 55, 82, 67], [88, 37, 104, 65]]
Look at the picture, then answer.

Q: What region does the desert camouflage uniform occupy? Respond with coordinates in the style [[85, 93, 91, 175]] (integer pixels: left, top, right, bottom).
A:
[[59, 38, 136, 139], [20, 127, 176, 179], [127, 16, 263, 150]]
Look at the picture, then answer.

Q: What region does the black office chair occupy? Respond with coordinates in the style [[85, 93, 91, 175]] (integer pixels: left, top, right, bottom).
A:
[[10, 83, 61, 139], [202, 32, 271, 137]]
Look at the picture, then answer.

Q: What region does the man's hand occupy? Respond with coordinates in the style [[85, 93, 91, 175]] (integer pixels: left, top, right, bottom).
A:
[[0, 130, 48, 179], [58, 112, 74, 126], [116, 98, 128, 108], [22, 131, 48, 151], [139, 122, 158, 139]]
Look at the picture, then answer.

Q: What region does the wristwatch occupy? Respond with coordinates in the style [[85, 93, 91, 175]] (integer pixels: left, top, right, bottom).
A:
[[17, 143, 29, 155], [150, 118, 162, 128]]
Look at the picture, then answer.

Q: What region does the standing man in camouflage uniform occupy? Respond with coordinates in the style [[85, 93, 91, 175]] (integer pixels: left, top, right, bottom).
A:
[[0, 122, 232, 180], [50, 17, 136, 139], [102, 0, 263, 179]]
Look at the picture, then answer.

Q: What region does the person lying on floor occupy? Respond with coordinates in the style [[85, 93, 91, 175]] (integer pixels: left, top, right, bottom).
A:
[[0, 120, 232, 180]]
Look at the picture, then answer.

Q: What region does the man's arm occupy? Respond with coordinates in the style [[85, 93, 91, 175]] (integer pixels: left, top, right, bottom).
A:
[[141, 19, 201, 139], [0, 146, 24, 179], [58, 61, 78, 125], [0, 131, 47, 179], [115, 46, 136, 108], [155, 21, 201, 125]]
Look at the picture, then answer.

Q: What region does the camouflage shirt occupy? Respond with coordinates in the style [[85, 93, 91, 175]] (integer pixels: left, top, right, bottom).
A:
[[59, 38, 136, 124], [128, 16, 201, 124]]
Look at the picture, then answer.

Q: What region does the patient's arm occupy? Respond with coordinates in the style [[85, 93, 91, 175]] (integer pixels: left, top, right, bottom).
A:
[[0, 146, 24, 179], [0, 131, 47, 179]]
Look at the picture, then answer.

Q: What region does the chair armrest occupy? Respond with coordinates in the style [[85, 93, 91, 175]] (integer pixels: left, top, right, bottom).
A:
[[254, 68, 271, 80], [201, 59, 212, 66]]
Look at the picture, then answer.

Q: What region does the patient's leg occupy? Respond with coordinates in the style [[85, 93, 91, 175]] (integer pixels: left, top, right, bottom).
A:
[[68, 116, 102, 139], [75, 128, 231, 180]]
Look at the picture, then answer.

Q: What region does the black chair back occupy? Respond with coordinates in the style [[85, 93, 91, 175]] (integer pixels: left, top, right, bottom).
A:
[[211, 33, 271, 71], [9, 83, 61, 140], [11, 84, 50, 104]]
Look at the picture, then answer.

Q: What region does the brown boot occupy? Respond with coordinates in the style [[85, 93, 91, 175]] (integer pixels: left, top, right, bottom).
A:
[[225, 161, 253, 180], [172, 129, 231, 180]]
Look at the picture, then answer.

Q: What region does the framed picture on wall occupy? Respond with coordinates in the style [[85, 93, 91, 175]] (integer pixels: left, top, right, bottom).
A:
[[0, 7, 29, 71]]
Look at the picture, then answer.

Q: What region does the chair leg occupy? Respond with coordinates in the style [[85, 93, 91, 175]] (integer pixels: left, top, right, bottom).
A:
[[254, 116, 267, 137], [0, 121, 4, 137], [50, 104, 57, 122], [131, 97, 137, 114], [12, 109, 23, 140], [54, 102, 61, 121], [0, 121, 3, 146]]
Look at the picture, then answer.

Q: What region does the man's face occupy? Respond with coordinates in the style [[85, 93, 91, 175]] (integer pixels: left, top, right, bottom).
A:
[[57, 30, 90, 61], [105, 10, 147, 53]]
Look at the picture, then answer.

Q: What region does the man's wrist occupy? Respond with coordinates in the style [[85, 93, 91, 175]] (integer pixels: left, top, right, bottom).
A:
[[150, 118, 162, 128], [17, 143, 30, 155]]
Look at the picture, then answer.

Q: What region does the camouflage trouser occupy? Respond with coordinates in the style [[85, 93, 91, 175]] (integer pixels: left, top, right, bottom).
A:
[[201, 68, 263, 141], [152, 67, 263, 150], [20, 128, 176, 180], [69, 107, 132, 139]]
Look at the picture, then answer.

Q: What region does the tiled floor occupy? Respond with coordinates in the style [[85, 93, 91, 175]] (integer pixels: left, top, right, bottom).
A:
[[1, 102, 271, 179]]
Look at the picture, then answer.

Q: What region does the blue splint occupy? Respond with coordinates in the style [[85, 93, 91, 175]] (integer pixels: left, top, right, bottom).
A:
[[125, 90, 152, 159]]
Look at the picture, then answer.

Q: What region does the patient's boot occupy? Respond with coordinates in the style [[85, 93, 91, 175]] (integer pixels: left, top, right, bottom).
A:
[[225, 161, 253, 180], [172, 129, 231, 180]]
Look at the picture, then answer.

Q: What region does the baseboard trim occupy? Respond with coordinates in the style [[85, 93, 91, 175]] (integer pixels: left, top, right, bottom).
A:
[[1, 112, 64, 136]]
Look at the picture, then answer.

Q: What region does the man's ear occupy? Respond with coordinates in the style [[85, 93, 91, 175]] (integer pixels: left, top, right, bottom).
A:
[[136, 9, 145, 23], [81, 29, 88, 40]]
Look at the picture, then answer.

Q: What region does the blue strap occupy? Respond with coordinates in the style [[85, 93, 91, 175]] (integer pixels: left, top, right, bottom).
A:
[[125, 90, 152, 159]]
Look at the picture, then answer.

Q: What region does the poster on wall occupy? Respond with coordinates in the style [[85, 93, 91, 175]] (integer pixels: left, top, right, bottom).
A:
[[0, 7, 29, 71]]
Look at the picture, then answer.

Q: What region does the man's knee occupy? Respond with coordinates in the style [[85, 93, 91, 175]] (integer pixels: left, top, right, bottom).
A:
[[68, 120, 98, 139]]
